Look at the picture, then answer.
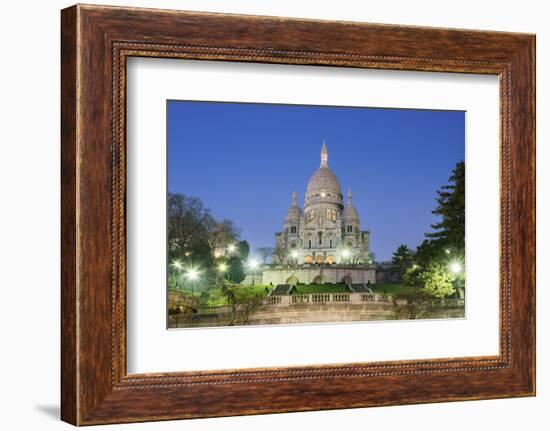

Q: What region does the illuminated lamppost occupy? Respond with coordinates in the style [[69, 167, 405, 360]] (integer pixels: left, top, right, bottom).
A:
[[341, 249, 350, 266], [185, 268, 199, 296], [170, 259, 183, 289], [247, 257, 259, 285], [291, 250, 299, 267], [449, 261, 465, 299], [227, 244, 236, 256], [217, 262, 228, 281], [450, 261, 462, 275]]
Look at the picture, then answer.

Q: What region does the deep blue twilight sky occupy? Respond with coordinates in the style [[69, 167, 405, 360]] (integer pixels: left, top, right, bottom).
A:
[[167, 101, 464, 262]]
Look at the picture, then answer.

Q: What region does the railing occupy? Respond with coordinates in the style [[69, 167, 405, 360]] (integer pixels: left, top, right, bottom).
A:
[[361, 293, 376, 302], [292, 294, 310, 303], [197, 306, 230, 316], [278, 292, 394, 305], [332, 293, 350, 302], [266, 296, 282, 305], [196, 296, 465, 315], [360, 293, 392, 302], [437, 298, 465, 307], [311, 293, 331, 302]]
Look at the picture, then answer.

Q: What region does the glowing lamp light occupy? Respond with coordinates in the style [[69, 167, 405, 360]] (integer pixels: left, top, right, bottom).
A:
[[227, 244, 236, 253], [218, 263, 228, 273], [291, 251, 299, 259], [171, 259, 183, 270], [445, 248, 451, 254], [247, 258, 259, 270], [342, 249, 350, 258], [450, 262, 462, 274], [186, 268, 199, 280]]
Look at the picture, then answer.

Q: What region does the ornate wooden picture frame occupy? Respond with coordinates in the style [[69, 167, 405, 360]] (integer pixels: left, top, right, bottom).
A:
[[61, 4, 535, 425]]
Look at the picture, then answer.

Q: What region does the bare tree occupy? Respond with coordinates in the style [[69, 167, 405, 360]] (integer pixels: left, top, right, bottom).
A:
[[273, 245, 288, 266], [204, 217, 240, 255], [168, 193, 211, 256], [256, 247, 274, 264]]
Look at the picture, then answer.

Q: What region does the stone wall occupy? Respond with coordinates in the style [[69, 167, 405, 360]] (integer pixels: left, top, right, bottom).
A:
[[261, 266, 376, 285], [170, 301, 465, 328]]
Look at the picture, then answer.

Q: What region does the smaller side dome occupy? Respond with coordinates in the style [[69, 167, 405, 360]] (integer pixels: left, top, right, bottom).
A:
[[286, 191, 302, 220], [342, 188, 360, 221]]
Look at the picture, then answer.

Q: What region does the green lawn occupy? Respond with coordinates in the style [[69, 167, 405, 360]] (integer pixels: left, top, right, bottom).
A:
[[292, 284, 350, 294]]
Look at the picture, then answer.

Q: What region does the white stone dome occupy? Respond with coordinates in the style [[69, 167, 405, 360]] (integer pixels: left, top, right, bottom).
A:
[[342, 204, 359, 220], [342, 189, 360, 222], [286, 205, 302, 220], [285, 191, 302, 220], [306, 167, 342, 196]]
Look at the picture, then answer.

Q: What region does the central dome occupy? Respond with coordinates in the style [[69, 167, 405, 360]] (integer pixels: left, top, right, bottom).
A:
[[306, 167, 342, 195], [304, 143, 344, 209]]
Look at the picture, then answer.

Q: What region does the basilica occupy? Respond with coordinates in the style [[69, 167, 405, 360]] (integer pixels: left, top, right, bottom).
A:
[[274, 143, 371, 266]]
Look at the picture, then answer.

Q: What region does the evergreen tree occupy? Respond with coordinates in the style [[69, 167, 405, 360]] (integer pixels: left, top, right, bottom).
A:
[[390, 244, 413, 281], [236, 240, 250, 260], [227, 256, 246, 284], [426, 161, 465, 251]]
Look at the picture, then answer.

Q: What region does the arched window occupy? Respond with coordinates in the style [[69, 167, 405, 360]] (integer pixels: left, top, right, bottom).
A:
[[308, 239, 312, 249], [318, 231, 323, 245]]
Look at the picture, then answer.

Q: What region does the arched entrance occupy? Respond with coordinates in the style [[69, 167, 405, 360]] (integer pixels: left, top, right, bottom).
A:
[[326, 255, 335, 264], [315, 255, 324, 264], [286, 276, 299, 286], [341, 275, 352, 285], [312, 275, 326, 284], [304, 255, 313, 264]]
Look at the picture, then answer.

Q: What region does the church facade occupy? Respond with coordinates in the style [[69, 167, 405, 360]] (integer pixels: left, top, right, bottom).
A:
[[257, 143, 375, 287], [274, 143, 371, 266]]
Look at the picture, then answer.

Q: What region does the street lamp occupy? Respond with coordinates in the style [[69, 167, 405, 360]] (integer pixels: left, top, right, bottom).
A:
[[171, 259, 183, 270], [185, 268, 200, 296], [290, 250, 299, 266], [227, 244, 236, 255], [341, 249, 350, 265], [450, 262, 462, 274], [218, 262, 228, 273], [170, 259, 183, 289], [247, 258, 259, 285]]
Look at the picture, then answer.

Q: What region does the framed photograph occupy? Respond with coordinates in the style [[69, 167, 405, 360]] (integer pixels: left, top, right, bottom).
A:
[[61, 4, 535, 425]]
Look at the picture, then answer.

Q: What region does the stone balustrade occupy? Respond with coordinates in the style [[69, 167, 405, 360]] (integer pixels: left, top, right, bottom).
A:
[[195, 296, 465, 316], [268, 292, 393, 306]]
